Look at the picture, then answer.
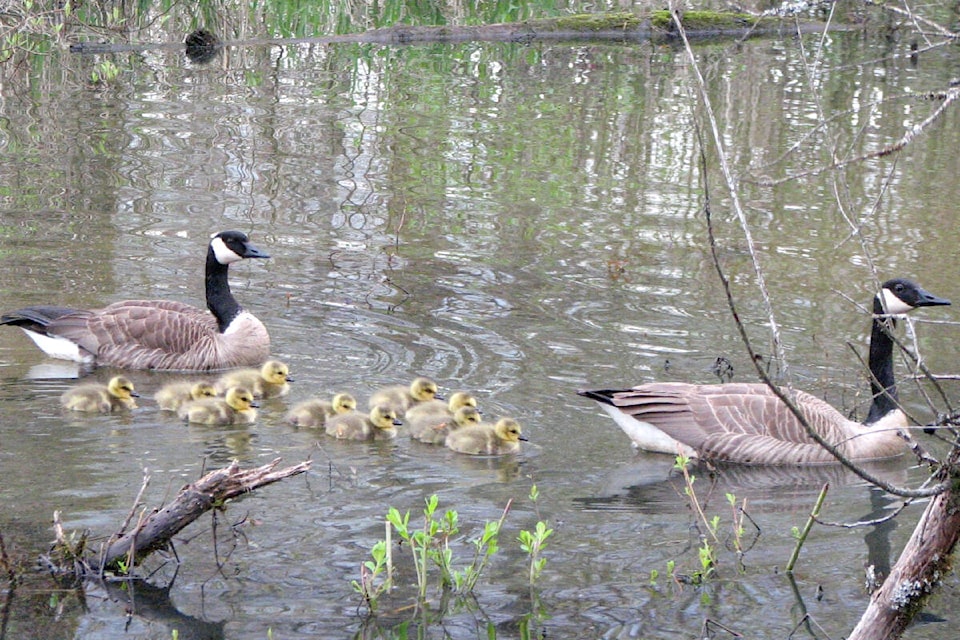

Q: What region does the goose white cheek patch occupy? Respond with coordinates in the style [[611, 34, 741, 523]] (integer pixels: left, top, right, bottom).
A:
[[879, 288, 914, 315], [210, 237, 244, 264]]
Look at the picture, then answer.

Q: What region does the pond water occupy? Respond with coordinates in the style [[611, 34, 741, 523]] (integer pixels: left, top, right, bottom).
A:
[[2, 6, 960, 639]]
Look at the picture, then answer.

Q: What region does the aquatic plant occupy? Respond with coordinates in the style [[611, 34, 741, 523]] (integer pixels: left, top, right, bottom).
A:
[[518, 485, 553, 586], [655, 454, 758, 587]]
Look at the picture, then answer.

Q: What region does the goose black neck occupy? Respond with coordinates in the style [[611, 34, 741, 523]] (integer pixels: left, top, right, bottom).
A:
[[865, 297, 898, 424], [206, 249, 242, 333]]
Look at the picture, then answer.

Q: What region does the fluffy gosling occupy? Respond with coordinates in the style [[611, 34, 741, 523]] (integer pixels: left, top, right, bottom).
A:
[[368, 377, 441, 416], [445, 418, 526, 455], [180, 386, 259, 425], [411, 405, 482, 445], [154, 381, 217, 411], [285, 392, 357, 428], [216, 360, 292, 398], [325, 405, 402, 441], [61, 376, 139, 413], [405, 390, 479, 422]]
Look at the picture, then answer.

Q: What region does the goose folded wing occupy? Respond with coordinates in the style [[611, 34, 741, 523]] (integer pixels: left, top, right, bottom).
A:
[[50, 301, 219, 368]]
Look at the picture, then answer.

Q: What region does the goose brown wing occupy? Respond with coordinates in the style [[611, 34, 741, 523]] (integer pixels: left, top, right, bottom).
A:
[[49, 300, 219, 369], [605, 383, 860, 464]]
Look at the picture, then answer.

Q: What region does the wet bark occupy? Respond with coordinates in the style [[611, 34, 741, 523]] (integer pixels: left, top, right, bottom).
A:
[[848, 463, 960, 639], [49, 458, 310, 574]]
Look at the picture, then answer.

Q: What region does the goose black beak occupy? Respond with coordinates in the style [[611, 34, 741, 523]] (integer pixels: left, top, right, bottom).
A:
[[242, 242, 270, 260], [916, 287, 951, 307], [519, 435, 530, 442]]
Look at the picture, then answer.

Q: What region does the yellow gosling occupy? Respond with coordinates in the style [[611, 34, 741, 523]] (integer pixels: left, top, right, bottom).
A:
[[285, 393, 357, 428], [216, 360, 292, 398], [154, 381, 217, 411], [412, 405, 482, 445], [445, 418, 526, 455], [405, 390, 479, 422], [368, 377, 440, 416], [180, 387, 259, 425], [61, 376, 139, 413], [325, 405, 401, 441]]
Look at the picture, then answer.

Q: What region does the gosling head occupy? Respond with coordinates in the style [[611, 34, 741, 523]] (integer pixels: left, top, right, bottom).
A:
[[108, 376, 139, 400], [370, 405, 403, 430], [225, 387, 259, 411], [410, 377, 440, 402], [190, 382, 217, 400], [447, 391, 478, 412], [494, 418, 526, 443], [332, 393, 357, 414], [260, 360, 292, 384], [453, 406, 482, 427]]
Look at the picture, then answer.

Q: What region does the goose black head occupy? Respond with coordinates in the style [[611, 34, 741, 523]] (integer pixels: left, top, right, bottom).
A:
[[876, 278, 951, 315], [210, 230, 270, 265]]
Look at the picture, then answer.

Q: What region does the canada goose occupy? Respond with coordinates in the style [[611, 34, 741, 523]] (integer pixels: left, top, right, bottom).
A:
[[578, 278, 951, 465], [411, 405, 483, 445], [285, 393, 357, 427], [180, 386, 259, 425], [154, 381, 217, 411], [368, 377, 441, 416], [405, 391, 479, 422], [325, 405, 402, 441], [446, 417, 527, 455], [216, 360, 292, 398], [0, 231, 270, 371], [61, 375, 139, 413]]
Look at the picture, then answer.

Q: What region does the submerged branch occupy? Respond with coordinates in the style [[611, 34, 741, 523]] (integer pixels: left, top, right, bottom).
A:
[[48, 458, 311, 576]]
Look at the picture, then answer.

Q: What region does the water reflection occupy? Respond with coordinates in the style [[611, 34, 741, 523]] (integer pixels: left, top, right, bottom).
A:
[[1, 13, 960, 640]]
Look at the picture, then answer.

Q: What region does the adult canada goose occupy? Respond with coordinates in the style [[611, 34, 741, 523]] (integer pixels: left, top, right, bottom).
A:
[[446, 417, 527, 455], [578, 278, 951, 465], [0, 230, 270, 371], [405, 390, 479, 422], [154, 381, 217, 411], [368, 377, 441, 416], [285, 392, 357, 428], [325, 405, 402, 441], [61, 375, 139, 413], [180, 386, 259, 425], [411, 405, 483, 445], [216, 360, 292, 398]]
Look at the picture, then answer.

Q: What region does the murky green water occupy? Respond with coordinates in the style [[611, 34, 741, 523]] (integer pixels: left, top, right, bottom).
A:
[[1, 6, 960, 639]]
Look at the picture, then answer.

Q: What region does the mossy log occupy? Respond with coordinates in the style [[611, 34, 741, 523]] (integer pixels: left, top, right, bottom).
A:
[[847, 464, 960, 639], [70, 10, 837, 55], [48, 458, 310, 575]]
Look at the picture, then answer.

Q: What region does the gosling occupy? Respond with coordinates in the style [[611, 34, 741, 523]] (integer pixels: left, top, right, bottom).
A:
[[180, 387, 259, 425], [154, 381, 217, 411], [61, 376, 139, 413], [368, 377, 441, 416], [216, 360, 292, 399], [405, 390, 479, 422], [325, 405, 402, 441], [445, 418, 526, 455], [285, 392, 357, 428], [410, 405, 482, 445]]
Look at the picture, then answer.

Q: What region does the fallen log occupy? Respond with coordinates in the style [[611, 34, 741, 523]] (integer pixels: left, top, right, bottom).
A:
[[68, 10, 840, 56], [847, 459, 960, 639], [47, 458, 310, 576]]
